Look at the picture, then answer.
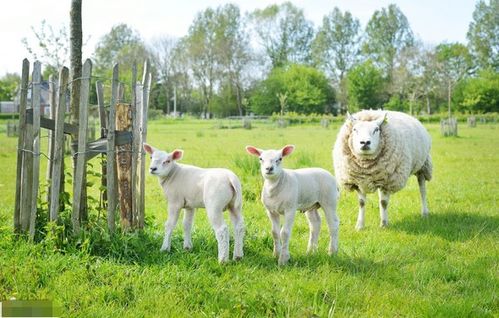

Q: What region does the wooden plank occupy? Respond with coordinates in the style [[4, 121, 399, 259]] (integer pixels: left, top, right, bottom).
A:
[[135, 83, 143, 228], [25, 109, 78, 135], [29, 61, 42, 240], [130, 63, 138, 227], [96, 81, 108, 211], [72, 59, 92, 235], [14, 59, 30, 233], [49, 67, 69, 222], [106, 64, 119, 233], [46, 74, 56, 203], [116, 103, 133, 230], [138, 61, 151, 228]]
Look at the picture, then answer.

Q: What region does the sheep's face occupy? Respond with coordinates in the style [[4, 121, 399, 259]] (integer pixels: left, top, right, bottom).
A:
[[348, 113, 387, 156], [246, 145, 295, 180], [143, 143, 183, 178]]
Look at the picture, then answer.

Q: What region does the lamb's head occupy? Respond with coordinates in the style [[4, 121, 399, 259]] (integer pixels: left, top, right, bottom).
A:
[[143, 143, 183, 177], [347, 112, 387, 157], [246, 145, 295, 180]]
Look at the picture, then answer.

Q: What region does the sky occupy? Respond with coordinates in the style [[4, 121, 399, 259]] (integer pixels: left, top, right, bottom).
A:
[[0, 0, 478, 76]]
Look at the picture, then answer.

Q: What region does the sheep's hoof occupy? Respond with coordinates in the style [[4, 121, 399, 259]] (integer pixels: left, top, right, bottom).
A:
[[421, 211, 429, 218], [183, 244, 193, 251], [328, 247, 338, 255], [355, 224, 364, 231], [218, 257, 229, 264], [160, 246, 170, 253], [380, 220, 389, 228], [233, 255, 243, 261], [278, 254, 290, 266]]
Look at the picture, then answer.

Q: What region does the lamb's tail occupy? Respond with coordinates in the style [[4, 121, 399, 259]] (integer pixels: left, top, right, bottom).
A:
[[419, 154, 433, 181], [228, 173, 243, 212]]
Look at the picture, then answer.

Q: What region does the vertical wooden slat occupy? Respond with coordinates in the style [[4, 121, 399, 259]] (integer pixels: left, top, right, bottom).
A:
[[14, 59, 30, 233], [46, 74, 57, 203], [29, 61, 42, 240], [96, 81, 108, 210], [72, 59, 92, 235], [130, 63, 138, 226], [49, 67, 69, 222], [138, 61, 151, 228], [106, 64, 119, 233], [116, 103, 133, 230]]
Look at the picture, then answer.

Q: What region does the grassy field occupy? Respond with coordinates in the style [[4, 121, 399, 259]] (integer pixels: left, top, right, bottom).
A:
[[0, 118, 498, 317]]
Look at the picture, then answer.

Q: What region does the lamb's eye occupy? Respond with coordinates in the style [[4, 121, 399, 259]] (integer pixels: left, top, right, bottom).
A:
[[374, 127, 379, 133], [259, 158, 263, 161], [277, 158, 282, 163], [353, 128, 357, 132], [165, 160, 171, 164]]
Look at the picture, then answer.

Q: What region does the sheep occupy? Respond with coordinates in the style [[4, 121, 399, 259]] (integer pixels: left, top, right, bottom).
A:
[[143, 143, 245, 263], [332, 110, 432, 230], [246, 145, 340, 266]]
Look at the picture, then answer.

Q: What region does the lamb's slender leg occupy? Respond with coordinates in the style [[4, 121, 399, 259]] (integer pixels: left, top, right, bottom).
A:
[[206, 205, 230, 263], [266, 210, 281, 258], [322, 203, 340, 255], [279, 210, 296, 266], [229, 206, 245, 260], [183, 208, 195, 250], [417, 173, 429, 217], [305, 209, 321, 254], [356, 190, 367, 230], [378, 189, 390, 227], [161, 205, 181, 252]]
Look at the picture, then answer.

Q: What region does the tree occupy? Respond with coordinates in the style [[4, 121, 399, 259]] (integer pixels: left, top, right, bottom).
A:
[[249, 2, 314, 68], [250, 64, 334, 115], [150, 36, 178, 114], [346, 60, 384, 111], [363, 4, 414, 78], [435, 43, 473, 117], [467, 0, 499, 71], [0, 73, 20, 101], [456, 69, 499, 113]]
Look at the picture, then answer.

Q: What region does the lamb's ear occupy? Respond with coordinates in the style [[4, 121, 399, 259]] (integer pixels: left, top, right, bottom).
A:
[[376, 112, 388, 126], [171, 149, 183, 161], [346, 112, 357, 123], [143, 143, 155, 155], [246, 146, 262, 157], [281, 145, 295, 157]]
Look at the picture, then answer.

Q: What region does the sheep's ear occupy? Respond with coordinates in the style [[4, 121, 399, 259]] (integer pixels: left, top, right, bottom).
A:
[[281, 145, 295, 157], [346, 112, 356, 123], [143, 143, 155, 155], [171, 149, 183, 161], [246, 146, 261, 157], [376, 112, 388, 126]]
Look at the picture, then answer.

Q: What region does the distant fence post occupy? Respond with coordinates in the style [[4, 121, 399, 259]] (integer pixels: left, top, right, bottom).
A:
[[440, 117, 458, 137]]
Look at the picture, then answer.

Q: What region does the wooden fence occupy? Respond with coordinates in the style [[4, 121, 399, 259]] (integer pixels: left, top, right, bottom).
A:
[[14, 59, 151, 239]]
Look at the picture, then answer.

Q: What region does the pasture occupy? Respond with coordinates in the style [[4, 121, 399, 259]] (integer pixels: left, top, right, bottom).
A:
[[0, 118, 498, 317]]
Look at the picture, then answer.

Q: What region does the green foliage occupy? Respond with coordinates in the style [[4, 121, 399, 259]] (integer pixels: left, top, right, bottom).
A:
[[455, 69, 499, 113], [384, 95, 410, 112], [346, 60, 385, 110], [251, 64, 335, 115], [0, 73, 20, 101]]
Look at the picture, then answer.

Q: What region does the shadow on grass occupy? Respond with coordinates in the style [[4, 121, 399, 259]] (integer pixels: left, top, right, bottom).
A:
[[391, 210, 499, 242]]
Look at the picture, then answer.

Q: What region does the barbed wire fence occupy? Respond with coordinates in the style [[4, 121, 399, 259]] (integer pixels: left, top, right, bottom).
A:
[[14, 58, 152, 240]]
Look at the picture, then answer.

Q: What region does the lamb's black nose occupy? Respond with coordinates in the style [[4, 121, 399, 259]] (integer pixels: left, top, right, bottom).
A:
[[150, 167, 157, 172], [265, 166, 273, 172], [360, 140, 371, 146]]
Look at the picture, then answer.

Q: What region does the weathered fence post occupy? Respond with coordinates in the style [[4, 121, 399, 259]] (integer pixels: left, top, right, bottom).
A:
[[116, 103, 133, 229], [467, 116, 476, 127], [96, 81, 108, 211], [72, 59, 92, 235], [138, 60, 151, 228], [440, 117, 458, 137], [130, 63, 139, 227], [49, 67, 69, 222], [107, 64, 119, 233], [14, 59, 30, 233], [29, 61, 42, 240]]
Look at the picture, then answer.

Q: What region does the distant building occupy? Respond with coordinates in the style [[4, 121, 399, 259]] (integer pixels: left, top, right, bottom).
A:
[[12, 81, 53, 116], [0, 101, 16, 113]]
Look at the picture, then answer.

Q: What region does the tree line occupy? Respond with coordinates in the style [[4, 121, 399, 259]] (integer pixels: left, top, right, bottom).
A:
[[1, 0, 498, 116]]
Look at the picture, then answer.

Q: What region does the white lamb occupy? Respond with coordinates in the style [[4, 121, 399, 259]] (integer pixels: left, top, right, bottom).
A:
[[143, 143, 245, 263], [246, 145, 340, 266], [332, 110, 432, 230]]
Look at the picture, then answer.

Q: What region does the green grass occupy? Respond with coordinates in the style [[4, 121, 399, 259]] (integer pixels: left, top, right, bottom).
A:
[[0, 118, 498, 317]]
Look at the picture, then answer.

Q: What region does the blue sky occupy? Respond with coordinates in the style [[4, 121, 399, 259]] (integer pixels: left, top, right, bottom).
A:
[[0, 0, 478, 75]]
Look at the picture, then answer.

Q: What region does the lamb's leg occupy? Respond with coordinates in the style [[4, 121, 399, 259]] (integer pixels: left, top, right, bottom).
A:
[[305, 209, 321, 254], [161, 205, 181, 252], [417, 173, 429, 217], [206, 206, 230, 263], [356, 190, 367, 230], [266, 210, 281, 258], [279, 210, 296, 266], [229, 206, 245, 260], [183, 208, 195, 250], [322, 204, 340, 255], [378, 189, 390, 227]]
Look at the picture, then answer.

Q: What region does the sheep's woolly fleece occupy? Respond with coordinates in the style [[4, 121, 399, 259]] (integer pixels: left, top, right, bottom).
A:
[[333, 110, 432, 194]]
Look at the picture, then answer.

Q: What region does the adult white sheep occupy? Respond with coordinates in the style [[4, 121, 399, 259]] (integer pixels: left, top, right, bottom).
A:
[[332, 110, 432, 230], [143, 143, 245, 263], [246, 145, 340, 266]]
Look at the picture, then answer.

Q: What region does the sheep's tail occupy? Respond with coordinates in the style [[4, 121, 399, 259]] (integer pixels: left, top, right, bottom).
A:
[[420, 154, 433, 181], [228, 173, 243, 212]]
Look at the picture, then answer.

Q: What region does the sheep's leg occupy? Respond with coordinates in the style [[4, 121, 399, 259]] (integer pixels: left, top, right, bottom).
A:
[[378, 189, 390, 227], [266, 210, 281, 258], [206, 206, 230, 263], [356, 190, 367, 230], [279, 210, 296, 266], [305, 209, 321, 254], [417, 173, 429, 217], [183, 208, 195, 250], [229, 206, 245, 260], [322, 204, 340, 255], [161, 205, 181, 252]]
